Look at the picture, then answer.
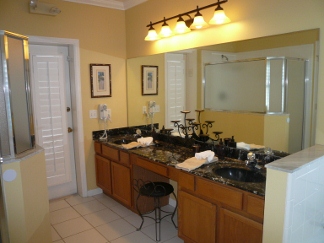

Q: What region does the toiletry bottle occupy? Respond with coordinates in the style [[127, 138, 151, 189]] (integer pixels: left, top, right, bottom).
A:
[[216, 139, 224, 159], [229, 136, 236, 148]]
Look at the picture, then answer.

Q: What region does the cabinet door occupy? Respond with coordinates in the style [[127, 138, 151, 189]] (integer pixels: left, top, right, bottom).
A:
[[111, 161, 132, 207], [178, 191, 216, 243], [219, 208, 263, 243], [95, 155, 112, 194]]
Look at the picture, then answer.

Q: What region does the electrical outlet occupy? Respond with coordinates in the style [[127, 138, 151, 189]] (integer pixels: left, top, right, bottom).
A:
[[89, 110, 97, 118], [154, 105, 160, 112]]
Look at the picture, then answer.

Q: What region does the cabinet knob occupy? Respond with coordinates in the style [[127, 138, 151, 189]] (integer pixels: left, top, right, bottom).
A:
[[68, 127, 73, 133]]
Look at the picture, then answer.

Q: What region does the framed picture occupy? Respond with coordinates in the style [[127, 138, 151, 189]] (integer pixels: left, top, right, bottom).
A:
[[90, 64, 111, 98], [142, 65, 158, 95]]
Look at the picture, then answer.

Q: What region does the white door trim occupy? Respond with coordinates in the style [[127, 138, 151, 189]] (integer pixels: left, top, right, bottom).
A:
[[28, 35, 87, 197]]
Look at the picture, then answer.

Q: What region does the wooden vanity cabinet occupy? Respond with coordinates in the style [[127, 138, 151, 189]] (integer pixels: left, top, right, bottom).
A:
[[95, 142, 132, 208], [94, 141, 265, 243], [111, 161, 132, 206], [95, 154, 112, 194], [178, 190, 217, 243], [178, 171, 264, 243], [218, 208, 263, 243]]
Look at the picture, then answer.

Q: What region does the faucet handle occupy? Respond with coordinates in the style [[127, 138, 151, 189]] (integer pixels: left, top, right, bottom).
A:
[[246, 152, 257, 167], [247, 152, 255, 161], [136, 129, 141, 136]]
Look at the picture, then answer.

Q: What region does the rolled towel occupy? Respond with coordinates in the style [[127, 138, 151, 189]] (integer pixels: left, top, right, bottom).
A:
[[122, 142, 141, 150], [175, 157, 207, 172], [137, 137, 153, 146], [195, 150, 215, 162], [176, 156, 218, 171], [249, 144, 265, 150], [237, 142, 250, 150]]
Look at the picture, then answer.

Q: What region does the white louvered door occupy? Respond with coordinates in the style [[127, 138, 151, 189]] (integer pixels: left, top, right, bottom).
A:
[[29, 45, 77, 199], [165, 53, 186, 129]]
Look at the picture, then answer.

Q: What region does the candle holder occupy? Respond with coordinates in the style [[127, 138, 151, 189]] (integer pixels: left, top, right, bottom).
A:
[[213, 131, 223, 141], [193, 110, 215, 138], [171, 109, 222, 143], [171, 111, 197, 138]]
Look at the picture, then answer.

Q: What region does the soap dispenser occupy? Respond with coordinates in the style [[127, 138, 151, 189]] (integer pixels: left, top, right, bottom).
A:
[[229, 136, 236, 148]]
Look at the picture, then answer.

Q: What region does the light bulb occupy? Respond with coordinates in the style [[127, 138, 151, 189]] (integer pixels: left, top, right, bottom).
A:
[[144, 24, 160, 41], [190, 8, 208, 29], [159, 18, 173, 38], [174, 16, 191, 34], [209, 6, 231, 25]]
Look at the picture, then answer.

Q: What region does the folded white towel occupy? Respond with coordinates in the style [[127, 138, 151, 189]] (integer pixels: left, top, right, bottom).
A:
[[175, 156, 218, 172], [237, 142, 265, 150], [137, 137, 153, 146], [237, 142, 250, 150], [250, 144, 265, 150], [195, 150, 215, 162], [122, 142, 141, 150]]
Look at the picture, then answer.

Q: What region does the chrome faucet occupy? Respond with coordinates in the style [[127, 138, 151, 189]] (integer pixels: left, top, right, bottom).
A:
[[245, 152, 256, 166], [246, 152, 263, 169]]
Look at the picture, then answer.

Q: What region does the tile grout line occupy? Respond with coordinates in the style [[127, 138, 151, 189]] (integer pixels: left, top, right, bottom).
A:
[[50, 194, 180, 243]]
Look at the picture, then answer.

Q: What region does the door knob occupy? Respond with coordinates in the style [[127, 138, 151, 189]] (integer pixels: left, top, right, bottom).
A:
[[67, 107, 71, 112], [68, 127, 73, 133]]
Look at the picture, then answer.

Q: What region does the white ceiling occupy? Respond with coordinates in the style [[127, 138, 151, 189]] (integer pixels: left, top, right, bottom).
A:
[[63, 0, 147, 10]]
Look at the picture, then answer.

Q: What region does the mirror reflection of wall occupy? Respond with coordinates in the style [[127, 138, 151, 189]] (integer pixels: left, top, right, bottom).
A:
[[204, 57, 306, 154], [126, 29, 319, 153], [0, 31, 35, 158]]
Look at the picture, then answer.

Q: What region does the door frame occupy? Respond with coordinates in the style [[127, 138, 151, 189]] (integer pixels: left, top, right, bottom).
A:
[[28, 35, 87, 197]]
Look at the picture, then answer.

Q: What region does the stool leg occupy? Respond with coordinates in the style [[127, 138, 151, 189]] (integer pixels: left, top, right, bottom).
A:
[[154, 197, 161, 241], [171, 192, 178, 229], [135, 193, 144, 231]]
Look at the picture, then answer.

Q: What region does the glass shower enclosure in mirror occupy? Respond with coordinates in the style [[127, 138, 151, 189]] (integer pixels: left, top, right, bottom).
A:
[[204, 57, 308, 154], [0, 30, 35, 159]]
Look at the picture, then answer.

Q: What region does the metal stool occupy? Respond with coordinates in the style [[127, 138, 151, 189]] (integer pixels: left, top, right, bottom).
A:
[[134, 180, 178, 241]]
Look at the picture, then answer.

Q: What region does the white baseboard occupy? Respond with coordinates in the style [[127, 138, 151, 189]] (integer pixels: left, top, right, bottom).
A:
[[87, 188, 103, 197], [169, 197, 177, 207]]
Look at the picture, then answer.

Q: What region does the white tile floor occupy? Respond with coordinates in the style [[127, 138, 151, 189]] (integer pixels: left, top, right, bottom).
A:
[[50, 193, 184, 243]]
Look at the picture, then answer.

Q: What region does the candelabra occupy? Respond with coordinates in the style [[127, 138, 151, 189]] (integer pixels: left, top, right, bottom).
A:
[[194, 110, 215, 135], [171, 110, 196, 138], [171, 110, 221, 142]]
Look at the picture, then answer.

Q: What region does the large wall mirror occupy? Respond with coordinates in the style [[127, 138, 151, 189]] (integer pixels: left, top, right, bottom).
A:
[[127, 29, 319, 154]]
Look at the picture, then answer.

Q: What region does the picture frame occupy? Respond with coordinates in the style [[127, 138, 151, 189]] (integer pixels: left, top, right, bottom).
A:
[[142, 65, 158, 95], [90, 63, 111, 98]]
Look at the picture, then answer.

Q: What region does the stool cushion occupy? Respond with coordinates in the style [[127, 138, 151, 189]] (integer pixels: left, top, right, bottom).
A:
[[139, 182, 174, 198]]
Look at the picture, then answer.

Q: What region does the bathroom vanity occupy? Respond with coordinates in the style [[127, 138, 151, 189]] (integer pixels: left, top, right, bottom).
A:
[[94, 129, 268, 243]]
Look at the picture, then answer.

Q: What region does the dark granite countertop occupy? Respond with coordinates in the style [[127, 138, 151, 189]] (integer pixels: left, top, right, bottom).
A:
[[95, 133, 266, 197]]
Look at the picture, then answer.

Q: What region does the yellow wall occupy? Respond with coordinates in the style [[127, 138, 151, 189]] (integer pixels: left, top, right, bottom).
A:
[[125, 0, 324, 147], [264, 114, 289, 152], [0, 0, 128, 190], [1, 150, 51, 243], [202, 110, 265, 145], [201, 111, 289, 152], [127, 54, 165, 126], [81, 49, 127, 190]]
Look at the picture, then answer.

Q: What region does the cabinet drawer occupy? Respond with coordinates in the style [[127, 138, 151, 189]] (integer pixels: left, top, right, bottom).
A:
[[102, 145, 119, 161], [135, 157, 168, 177], [119, 150, 130, 166], [178, 171, 195, 191], [196, 177, 243, 210], [94, 141, 102, 154], [246, 195, 265, 219], [168, 166, 179, 181]]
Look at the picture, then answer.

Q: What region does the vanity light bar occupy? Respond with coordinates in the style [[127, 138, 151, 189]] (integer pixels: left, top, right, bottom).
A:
[[144, 0, 230, 41]]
